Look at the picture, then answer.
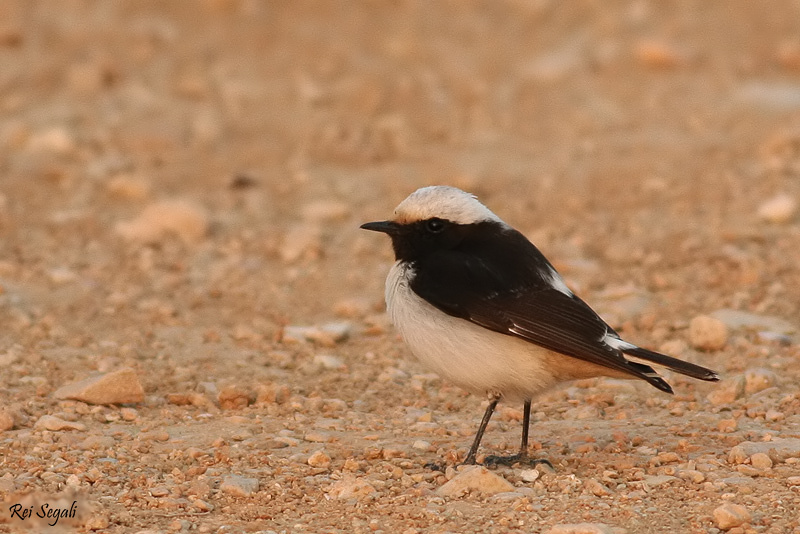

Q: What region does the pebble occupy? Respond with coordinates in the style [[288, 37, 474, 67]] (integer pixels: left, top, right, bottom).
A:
[[0, 410, 14, 431], [643, 475, 677, 488], [412, 440, 431, 450], [545, 523, 622, 534], [313, 354, 346, 370], [757, 193, 797, 223], [689, 315, 728, 351], [217, 386, 253, 409], [53, 368, 145, 405], [304, 431, 332, 443], [34, 415, 87, 432], [220, 475, 259, 497], [327, 475, 376, 500], [26, 127, 76, 155], [744, 368, 778, 394], [436, 466, 514, 497], [706, 375, 745, 406], [584, 478, 612, 496], [307, 450, 332, 468], [115, 199, 209, 244], [255, 383, 290, 405], [106, 175, 151, 200], [718, 419, 737, 433], [520, 468, 540, 483], [749, 453, 773, 470], [729, 438, 800, 463], [283, 322, 352, 345], [713, 503, 751, 530]]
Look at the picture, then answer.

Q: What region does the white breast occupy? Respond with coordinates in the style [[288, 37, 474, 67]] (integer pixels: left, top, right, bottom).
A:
[[384, 262, 564, 402]]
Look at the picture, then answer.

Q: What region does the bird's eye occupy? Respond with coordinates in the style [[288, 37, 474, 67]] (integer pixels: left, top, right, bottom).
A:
[[426, 218, 445, 233]]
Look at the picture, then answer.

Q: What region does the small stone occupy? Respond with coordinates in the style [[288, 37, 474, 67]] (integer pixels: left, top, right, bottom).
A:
[[520, 469, 540, 483], [150, 486, 170, 497], [282, 322, 351, 346], [744, 368, 778, 394], [713, 503, 751, 530], [120, 407, 138, 421], [34, 415, 86, 432], [53, 368, 144, 405], [255, 383, 290, 405], [48, 267, 77, 284], [65, 474, 81, 487], [85, 514, 110, 530], [314, 354, 346, 370], [546, 523, 621, 534], [115, 199, 209, 244], [106, 175, 151, 200], [412, 440, 431, 450], [718, 419, 738, 433], [220, 475, 259, 497], [0, 410, 14, 431], [27, 127, 76, 155], [307, 450, 332, 468], [190, 498, 213, 512], [729, 438, 800, 463], [584, 478, 611, 496], [327, 475, 376, 500], [757, 193, 797, 223], [689, 315, 728, 351], [706, 375, 745, 406], [750, 453, 773, 470], [217, 386, 253, 410], [436, 465, 515, 497], [304, 431, 332, 443], [677, 469, 705, 484], [643, 475, 677, 488]]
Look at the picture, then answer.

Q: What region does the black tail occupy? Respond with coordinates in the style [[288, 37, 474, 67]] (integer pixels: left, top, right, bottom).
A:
[[623, 346, 720, 382]]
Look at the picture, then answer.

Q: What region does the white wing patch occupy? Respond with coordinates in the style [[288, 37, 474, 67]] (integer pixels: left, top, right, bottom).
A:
[[545, 267, 573, 297], [602, 333, 636, 351]]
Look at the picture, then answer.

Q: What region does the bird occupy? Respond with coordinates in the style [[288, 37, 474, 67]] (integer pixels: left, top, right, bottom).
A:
[[361, 185, 720, 467]]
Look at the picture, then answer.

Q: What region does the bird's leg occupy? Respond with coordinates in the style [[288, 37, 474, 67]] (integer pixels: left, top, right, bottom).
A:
[[461, 395, 500, 465], [484, 399, 553, 469]]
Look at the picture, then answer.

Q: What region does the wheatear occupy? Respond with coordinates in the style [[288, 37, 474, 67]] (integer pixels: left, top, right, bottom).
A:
[[362, 186, 719, 467]]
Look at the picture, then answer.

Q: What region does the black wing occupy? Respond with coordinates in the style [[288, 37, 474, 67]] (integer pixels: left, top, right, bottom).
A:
[[409, 237, 675, 393]]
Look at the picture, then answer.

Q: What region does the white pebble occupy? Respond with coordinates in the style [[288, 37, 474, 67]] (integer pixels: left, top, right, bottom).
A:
[[520, 468, 540, 483], [689, 315, 728, 351], [757, 193, 797, 223]]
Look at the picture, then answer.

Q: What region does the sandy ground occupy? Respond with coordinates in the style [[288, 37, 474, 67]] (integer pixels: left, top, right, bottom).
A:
[[2, 1, 800, 533]]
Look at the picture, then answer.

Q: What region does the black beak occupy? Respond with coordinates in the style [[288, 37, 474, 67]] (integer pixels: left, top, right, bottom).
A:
[[360, 220, 401, 235]]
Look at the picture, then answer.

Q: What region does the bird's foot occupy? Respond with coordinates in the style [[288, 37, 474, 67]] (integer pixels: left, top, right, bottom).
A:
[[483, 453, 553, 470], [424, 461, 445, 472]]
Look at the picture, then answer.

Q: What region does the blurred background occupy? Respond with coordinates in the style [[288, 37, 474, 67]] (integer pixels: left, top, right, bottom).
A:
[[2, 0, 800, 363], [3, 0, 800, 359]]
